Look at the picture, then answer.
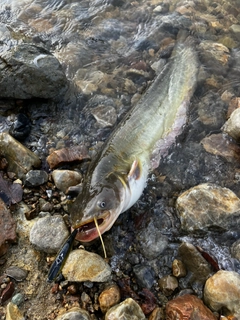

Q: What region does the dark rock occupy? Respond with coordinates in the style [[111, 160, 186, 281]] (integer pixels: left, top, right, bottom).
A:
[[0, 44, 68, 100], [25, 170, 48, 187], [133, 265, 155, 289], [0, 281, 14, 304], [178, 242, 212, 285], [0, 199, 16, 256], [9, 114, 31, 141], [136, 221, 168, 260], [5, 266, 28, 282]]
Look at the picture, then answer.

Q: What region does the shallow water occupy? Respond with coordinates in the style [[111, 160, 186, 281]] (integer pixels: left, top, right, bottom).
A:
[[1, 0, 240, 318]]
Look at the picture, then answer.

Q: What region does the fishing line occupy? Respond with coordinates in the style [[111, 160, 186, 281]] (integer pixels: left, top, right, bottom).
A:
[[94, 217, 107, 259]]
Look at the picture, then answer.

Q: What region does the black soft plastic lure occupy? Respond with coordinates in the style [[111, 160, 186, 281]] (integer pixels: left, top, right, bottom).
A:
[[47, 229, 77, 283]]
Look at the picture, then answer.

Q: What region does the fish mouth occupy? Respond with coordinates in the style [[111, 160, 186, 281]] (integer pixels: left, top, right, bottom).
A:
[[73, 211, 112, 242]]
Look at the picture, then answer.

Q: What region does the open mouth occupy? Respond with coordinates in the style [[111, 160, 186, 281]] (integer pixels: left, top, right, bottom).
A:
[[74, 212, 111, 242]]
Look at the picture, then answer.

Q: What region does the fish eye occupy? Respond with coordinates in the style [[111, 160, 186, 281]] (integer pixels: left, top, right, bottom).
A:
[[98, 201, 106, 209]]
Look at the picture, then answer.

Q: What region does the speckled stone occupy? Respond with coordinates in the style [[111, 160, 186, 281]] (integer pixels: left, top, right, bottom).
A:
[[30, 215, 69, 253], [166, 294, 217, 320], [54, 307, 91, 320], [223, 108, 240, 142], [105, 298, 146, 320], [204, 270, 240, 319], [62, 249, 111, 282], [176, 183, 240, 232]]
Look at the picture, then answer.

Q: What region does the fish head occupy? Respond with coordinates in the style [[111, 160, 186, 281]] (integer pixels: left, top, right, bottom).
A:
[[69, 174, 126, 242]]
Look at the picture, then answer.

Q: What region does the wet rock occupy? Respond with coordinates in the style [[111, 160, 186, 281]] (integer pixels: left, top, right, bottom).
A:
[[105, 298, 146, 320], [11, 293, 24, 306], [98, 284, 121, 313], [158, 275, 178, 296], [201, 133, 240, 162], [9, 113, 31, 141], [30, 215, 69, 253], [176, 183, 240, 232], [133, 265, 155, 289], [199, 41, 230, 75], [25, 170, 48, 187], [136, 221, 168, 260], [52, 170, 82, 193], [178, 242, 212, 284], [0, 132, 41, 179], [0, 44, 68, 100], [222, 108, 240, 142], [0, 199, 16, 256], [6, 266, 28, 281], [91, 105, 117, 128], [172, 259, 187, 278], [5, 302, 24, 320], [166, 294, 217, 320], [231, 239, 240, 260], [47, 145, 89, 169], [62, 249, 111, 282], [148, 307, 165, 320], [204, 270, 240, 319], [54, 307, 91, 320]]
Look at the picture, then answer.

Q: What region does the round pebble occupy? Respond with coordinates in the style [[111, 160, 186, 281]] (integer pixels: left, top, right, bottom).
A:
[[30, 215, 69, 253]]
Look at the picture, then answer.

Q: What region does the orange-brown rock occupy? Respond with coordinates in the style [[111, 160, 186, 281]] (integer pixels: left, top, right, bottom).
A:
[[98, 284, 121, 313], [166, 294, 217, 320], [47, 145, 89, 169]]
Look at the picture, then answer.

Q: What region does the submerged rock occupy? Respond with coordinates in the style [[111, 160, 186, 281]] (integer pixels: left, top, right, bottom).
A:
[[178, 242, 212, 284], [136, 221, 168, 260], [6, 266, 28, 282], [0, 44, 68, 100], [166, 294, 217, 320], [133, 264, 155, 289], [201, 133, 240, 162], [47, 145, 89, 169], [231, 239, 240, 260], [9, 113, 31, 141], [30, 215, 69, 253], [54, 307, 91, 320], [0, 132, 41, 179], [25, 170, 48, 187], [105, 298, 146, 320], [158, 275, 178, 296], [204, 270, 240, 319], [176, 183, 240, 232], [222, 108, 240, 142], [52, 170, 82, 193], [91, 105, 117, 127], [62, 249, 111, 282]]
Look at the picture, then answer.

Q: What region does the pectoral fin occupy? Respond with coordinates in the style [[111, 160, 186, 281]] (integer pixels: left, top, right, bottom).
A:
[[128, 159, 141, 181]]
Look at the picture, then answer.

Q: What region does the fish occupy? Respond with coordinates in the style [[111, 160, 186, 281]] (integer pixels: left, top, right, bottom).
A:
[[69, 32, 199, 242]]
